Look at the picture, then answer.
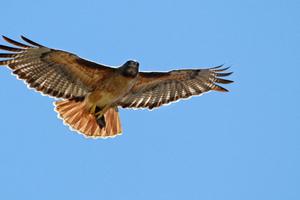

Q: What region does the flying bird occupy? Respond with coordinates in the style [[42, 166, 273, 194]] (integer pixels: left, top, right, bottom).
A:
[[0, 36, 233, 139]]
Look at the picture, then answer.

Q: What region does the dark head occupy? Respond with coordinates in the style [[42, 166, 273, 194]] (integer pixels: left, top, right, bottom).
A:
[[120, 60, 139, 78]]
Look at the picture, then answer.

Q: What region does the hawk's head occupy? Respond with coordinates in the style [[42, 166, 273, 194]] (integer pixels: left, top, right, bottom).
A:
[[120, 60, 139, 78]]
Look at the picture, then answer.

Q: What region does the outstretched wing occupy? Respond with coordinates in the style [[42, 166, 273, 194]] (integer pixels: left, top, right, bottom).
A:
[[118, 66, 233, 109], [0, 36, 115, 99]]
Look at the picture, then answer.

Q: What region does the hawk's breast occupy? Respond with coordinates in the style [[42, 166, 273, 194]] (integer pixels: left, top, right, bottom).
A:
[[86, 72, 137, 108]]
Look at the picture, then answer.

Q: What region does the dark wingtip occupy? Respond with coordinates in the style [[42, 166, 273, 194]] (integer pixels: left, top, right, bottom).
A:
[[213, 67, 231, 72], [0, 44, 23, 52], [211, 65, 233, 92], [213, 84, 229, 92], [1, 35, 9, 40], [215, 78, 234, 84], [216, 72, 233, 77], [211, 64, 225, 69], [2, 35, 10, 40], [20, 35, 44, 47], [2, 35, 32, 48]]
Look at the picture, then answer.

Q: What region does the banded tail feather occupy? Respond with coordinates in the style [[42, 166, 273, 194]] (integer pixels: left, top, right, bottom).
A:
[[54, 100, 122, 138]]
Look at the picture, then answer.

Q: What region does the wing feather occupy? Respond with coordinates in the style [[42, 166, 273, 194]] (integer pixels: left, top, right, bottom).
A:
[[119, 66, 233, 109], [0, 44, 23, 52], [0, 36, 115, 99], [20, 35, 44, 47], [2, 35, 33, 48]]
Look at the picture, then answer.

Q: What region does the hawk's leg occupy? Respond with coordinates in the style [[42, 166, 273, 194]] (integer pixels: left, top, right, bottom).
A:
[[96, 116, 106, 128], [89, 104, 97, 115], [94, 105, 110, 119], [95, 106, 106, 128]]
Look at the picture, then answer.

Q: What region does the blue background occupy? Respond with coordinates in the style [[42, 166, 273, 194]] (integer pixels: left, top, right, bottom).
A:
[[0, 0, 299, 199]]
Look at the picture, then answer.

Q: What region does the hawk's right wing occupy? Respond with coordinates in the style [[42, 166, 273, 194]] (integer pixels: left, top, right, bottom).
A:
[[0, 36, 115, 99]]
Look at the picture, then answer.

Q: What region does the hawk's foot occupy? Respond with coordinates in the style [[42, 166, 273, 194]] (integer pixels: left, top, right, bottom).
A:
[[96, 115, 106, 128], [95, 106, 106, 128]]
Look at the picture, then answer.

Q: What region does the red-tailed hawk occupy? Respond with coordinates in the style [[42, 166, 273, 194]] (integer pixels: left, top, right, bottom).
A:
[[0, 36, 233, 139]]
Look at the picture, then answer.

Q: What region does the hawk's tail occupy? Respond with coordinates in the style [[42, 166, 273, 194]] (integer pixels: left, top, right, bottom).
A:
[[54, 100, 122, 139]]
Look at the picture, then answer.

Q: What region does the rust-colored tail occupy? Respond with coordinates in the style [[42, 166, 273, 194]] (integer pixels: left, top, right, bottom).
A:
[[54, 100, 122, 139]]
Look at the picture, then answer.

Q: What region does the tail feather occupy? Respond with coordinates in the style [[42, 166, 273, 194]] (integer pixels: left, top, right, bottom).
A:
[[54, 100, 122, 138]]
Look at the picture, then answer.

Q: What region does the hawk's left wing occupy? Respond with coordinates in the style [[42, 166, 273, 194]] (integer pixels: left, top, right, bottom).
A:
[[118, 66, 233, 109]]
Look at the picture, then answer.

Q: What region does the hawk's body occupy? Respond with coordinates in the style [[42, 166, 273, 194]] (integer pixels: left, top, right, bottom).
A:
[[86, 68, 137, 109], [0, 36, 233, 138]]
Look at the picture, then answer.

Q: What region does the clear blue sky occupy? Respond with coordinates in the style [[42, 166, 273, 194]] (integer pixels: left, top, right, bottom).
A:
[[0, 0, 299, 199]]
